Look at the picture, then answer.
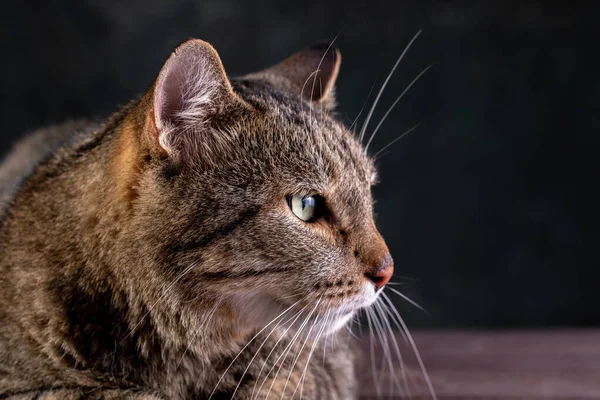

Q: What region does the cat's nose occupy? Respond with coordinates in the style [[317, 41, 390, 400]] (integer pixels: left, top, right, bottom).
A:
[[365, 253, 394, 291]]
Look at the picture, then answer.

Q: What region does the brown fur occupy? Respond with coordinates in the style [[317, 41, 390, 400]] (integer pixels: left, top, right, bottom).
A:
[[0, 39, 393, 399]]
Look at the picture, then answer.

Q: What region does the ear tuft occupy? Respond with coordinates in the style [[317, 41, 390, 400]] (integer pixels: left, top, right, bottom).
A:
[[248, 43, 341, 110]]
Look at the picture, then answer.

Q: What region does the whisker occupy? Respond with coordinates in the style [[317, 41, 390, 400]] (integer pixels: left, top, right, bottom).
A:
[[279, 301, 328, 399], [359, 30, 422, 143], [366, 63, 433, 152], [263, 298, 321, 400], [321, 306, 335, 366], [375, 299, 410, 398], [260, 297, 322, 400], [386, 286, 429, 314], [371, 300, 401, 395], [390, 274, 422, 282], [349, 81, 377, 134], [295, 305, 332, 400], [250, 303, 310, 399], [364, 308, 383, 398], [230, 306, 306, 399], [309, 32, 342, 117], [381, 292, 437, 400], [372, 123, 420, 161], [208, 299, 301, 399], [299, 69, 321, 128]]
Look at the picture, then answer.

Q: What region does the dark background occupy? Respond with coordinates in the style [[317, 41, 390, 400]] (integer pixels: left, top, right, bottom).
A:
[[2, 1, 598, 328]]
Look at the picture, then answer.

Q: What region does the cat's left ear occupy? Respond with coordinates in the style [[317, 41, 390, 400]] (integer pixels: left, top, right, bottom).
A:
[[144, 39, 249, 159], [248, 44, 341, 111]]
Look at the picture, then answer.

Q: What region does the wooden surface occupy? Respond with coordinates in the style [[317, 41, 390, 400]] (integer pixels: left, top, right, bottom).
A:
[[358, 330, 600, 399]]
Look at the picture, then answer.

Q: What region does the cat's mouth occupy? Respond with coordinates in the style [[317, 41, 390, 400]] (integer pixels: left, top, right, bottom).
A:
[[274, 281, 380, 334], [232, 278, 381, 337]]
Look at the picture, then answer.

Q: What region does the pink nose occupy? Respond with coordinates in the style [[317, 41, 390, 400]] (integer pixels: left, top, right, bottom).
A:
[[365, 254, 393, 291]]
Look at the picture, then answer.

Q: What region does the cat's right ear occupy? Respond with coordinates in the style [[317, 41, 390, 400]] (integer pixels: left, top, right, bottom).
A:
[[247, 44, 341, 111], [143, 39, 249, 159]]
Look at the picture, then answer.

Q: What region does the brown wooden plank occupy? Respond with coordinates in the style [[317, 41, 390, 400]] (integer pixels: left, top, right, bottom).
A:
[[357, 330, 600, 399]]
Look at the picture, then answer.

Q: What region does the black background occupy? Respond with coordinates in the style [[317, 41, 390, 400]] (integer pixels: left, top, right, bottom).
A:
[[3, 1, 598, 328]]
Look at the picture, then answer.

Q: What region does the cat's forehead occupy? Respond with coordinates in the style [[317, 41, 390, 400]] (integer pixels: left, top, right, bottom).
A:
[[232, 78, 375, 184]]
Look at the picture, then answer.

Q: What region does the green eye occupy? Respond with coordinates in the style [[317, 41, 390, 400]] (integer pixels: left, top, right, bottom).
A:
[[288, 194, 322, 222]]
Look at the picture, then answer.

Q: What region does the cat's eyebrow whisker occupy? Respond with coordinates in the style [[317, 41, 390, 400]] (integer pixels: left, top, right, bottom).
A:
[[208, 299, 302, 399], [366, 63, 433, 152], [386, 286, 429, 314], [309, 32, 342, 125], [299, 69, 321, 129], [359, 29, 422, 143], [372, 123, 420, 161], [349, 81, 377, 134], [380, 292, 437, 400]]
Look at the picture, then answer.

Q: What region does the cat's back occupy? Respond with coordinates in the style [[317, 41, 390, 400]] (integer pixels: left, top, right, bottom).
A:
[[0, 120, 98, 217]]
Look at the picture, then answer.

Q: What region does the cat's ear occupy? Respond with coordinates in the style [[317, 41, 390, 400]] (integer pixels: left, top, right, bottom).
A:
[[147, 39, 247, 158], [249, 44, 341, 110]]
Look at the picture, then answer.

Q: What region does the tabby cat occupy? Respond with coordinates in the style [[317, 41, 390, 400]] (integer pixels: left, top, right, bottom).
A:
[[0, 39, 395, 399]]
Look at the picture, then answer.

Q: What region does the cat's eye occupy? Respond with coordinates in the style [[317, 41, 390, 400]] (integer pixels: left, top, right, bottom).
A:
[[288, 194, 323, 222]]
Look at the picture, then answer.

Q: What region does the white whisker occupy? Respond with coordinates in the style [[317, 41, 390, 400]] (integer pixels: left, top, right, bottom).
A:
[[364, 309, 383, 398], [250, 303, 310, 399], [295, 305, 332, 400], [375, 299, 410, 398], [279, 301, 328, 399], [208, 299, 301, 399], [359, 30, 422, 143], [230, 306, 306, 399], [366, 63, 433, 152], [371, 301, 400, 394], [386, 286, 429, 314], [260, 297, 322, 400], [349, 81, 377, 134], [372, 123, 420, 161], [381, 292, 437, 400]]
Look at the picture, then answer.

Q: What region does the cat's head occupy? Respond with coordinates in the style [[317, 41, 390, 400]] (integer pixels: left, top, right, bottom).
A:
[[118, 39, 393, 336]]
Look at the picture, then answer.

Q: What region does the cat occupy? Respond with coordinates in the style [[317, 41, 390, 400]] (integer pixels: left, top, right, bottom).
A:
[[0, 39, 396, 399]]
